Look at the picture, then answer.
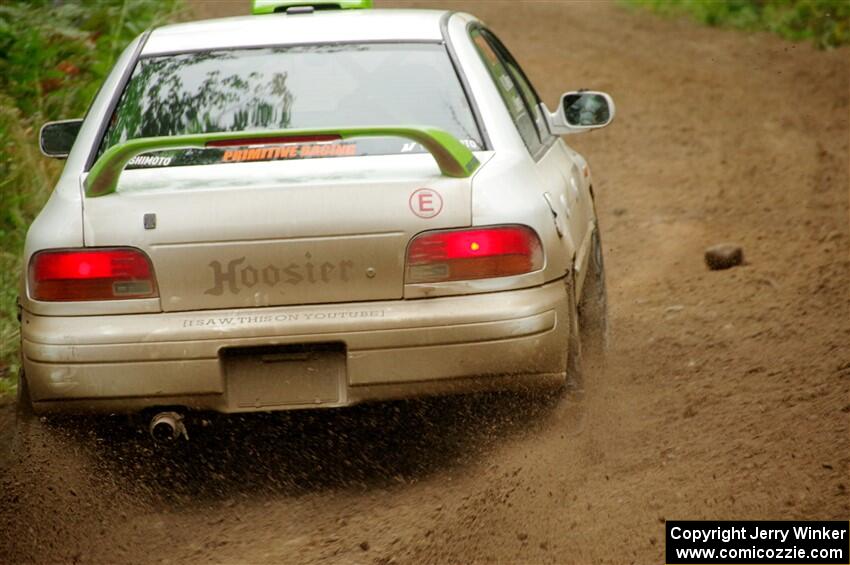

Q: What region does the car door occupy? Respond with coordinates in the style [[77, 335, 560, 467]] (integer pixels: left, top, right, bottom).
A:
[[470, 28, 593, 290]]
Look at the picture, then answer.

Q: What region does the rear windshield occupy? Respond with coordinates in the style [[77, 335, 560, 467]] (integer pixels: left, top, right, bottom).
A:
[[99, 43, 484, 169]]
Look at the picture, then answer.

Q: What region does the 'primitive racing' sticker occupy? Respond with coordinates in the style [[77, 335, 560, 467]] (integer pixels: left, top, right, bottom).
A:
[[222, 142, 357, 162]]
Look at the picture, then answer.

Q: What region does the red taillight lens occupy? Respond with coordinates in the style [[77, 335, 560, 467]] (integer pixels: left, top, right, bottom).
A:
[[29, 248, 158, 301], [406, 225, 544, 283]]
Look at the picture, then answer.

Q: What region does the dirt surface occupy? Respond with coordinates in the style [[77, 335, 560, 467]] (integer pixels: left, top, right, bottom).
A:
[[1, 1, 848, 563]]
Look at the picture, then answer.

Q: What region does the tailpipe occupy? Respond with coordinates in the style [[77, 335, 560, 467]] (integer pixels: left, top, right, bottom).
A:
[[149, 411, 189, 442]]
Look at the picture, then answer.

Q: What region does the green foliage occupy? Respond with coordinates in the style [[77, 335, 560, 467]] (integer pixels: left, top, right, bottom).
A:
[[0, 0, 183, 395], [627, 0, 850, 48]]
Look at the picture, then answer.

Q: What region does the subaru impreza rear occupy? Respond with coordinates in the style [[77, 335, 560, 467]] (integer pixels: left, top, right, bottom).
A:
[[20, 4, 609, 429]]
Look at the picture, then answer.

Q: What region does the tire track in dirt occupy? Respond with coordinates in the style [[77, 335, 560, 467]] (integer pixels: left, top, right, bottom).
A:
[[1, 1, 847, 563]]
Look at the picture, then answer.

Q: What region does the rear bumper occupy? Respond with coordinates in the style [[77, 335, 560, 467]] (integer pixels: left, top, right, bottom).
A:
[[22, 280, 569, 414]]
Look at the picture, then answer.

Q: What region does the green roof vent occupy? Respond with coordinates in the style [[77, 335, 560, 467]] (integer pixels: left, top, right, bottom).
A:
[[252, 0, 373, 14]]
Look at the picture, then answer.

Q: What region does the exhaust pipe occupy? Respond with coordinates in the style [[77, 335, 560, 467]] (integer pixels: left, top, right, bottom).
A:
[[149, 411, 189, 442]]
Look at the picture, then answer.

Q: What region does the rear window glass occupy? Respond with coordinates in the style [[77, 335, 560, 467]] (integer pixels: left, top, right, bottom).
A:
[[99, 43, 484, 169]]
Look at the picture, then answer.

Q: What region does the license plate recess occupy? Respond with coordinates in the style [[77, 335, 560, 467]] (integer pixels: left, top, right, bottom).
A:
[[222, 343, 346, 409]]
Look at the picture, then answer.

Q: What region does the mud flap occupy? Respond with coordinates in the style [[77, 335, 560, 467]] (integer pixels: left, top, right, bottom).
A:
[[565, 271, 584, 392], [15, 369, 35, 424], [578, 228, 608, 355]]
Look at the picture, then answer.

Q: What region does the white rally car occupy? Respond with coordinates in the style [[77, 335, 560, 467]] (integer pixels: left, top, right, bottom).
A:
[[25, 0, 614, 440]]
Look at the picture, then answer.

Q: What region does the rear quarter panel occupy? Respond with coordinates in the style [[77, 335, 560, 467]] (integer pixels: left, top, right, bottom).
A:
[[20, 35, 148, 315], [446, 13, 573, 284]]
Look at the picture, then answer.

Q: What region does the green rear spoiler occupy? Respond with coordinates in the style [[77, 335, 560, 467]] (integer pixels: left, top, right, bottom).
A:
[[84, 126, 480, 197]]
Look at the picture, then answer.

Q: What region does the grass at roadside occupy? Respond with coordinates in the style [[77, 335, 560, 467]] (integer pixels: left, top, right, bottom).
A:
[[625, 0, 850, 48], [0, 0, 183, 397]]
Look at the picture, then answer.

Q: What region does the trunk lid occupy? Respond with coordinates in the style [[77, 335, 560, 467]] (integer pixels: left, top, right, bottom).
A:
[[82, 153, 489, 312]]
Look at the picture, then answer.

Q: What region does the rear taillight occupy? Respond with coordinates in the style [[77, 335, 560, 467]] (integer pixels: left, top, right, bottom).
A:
[[29, 248, 158, 301], [406, 225, 543, 284]]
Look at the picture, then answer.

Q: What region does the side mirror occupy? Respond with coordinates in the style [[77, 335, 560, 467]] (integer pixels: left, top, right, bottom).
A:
[[39, 119, 83, 159], [539, 91, 615, 135]]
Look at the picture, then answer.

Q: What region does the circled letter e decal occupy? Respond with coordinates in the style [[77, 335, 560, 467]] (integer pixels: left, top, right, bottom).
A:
[[409, 188, 443, 219]]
